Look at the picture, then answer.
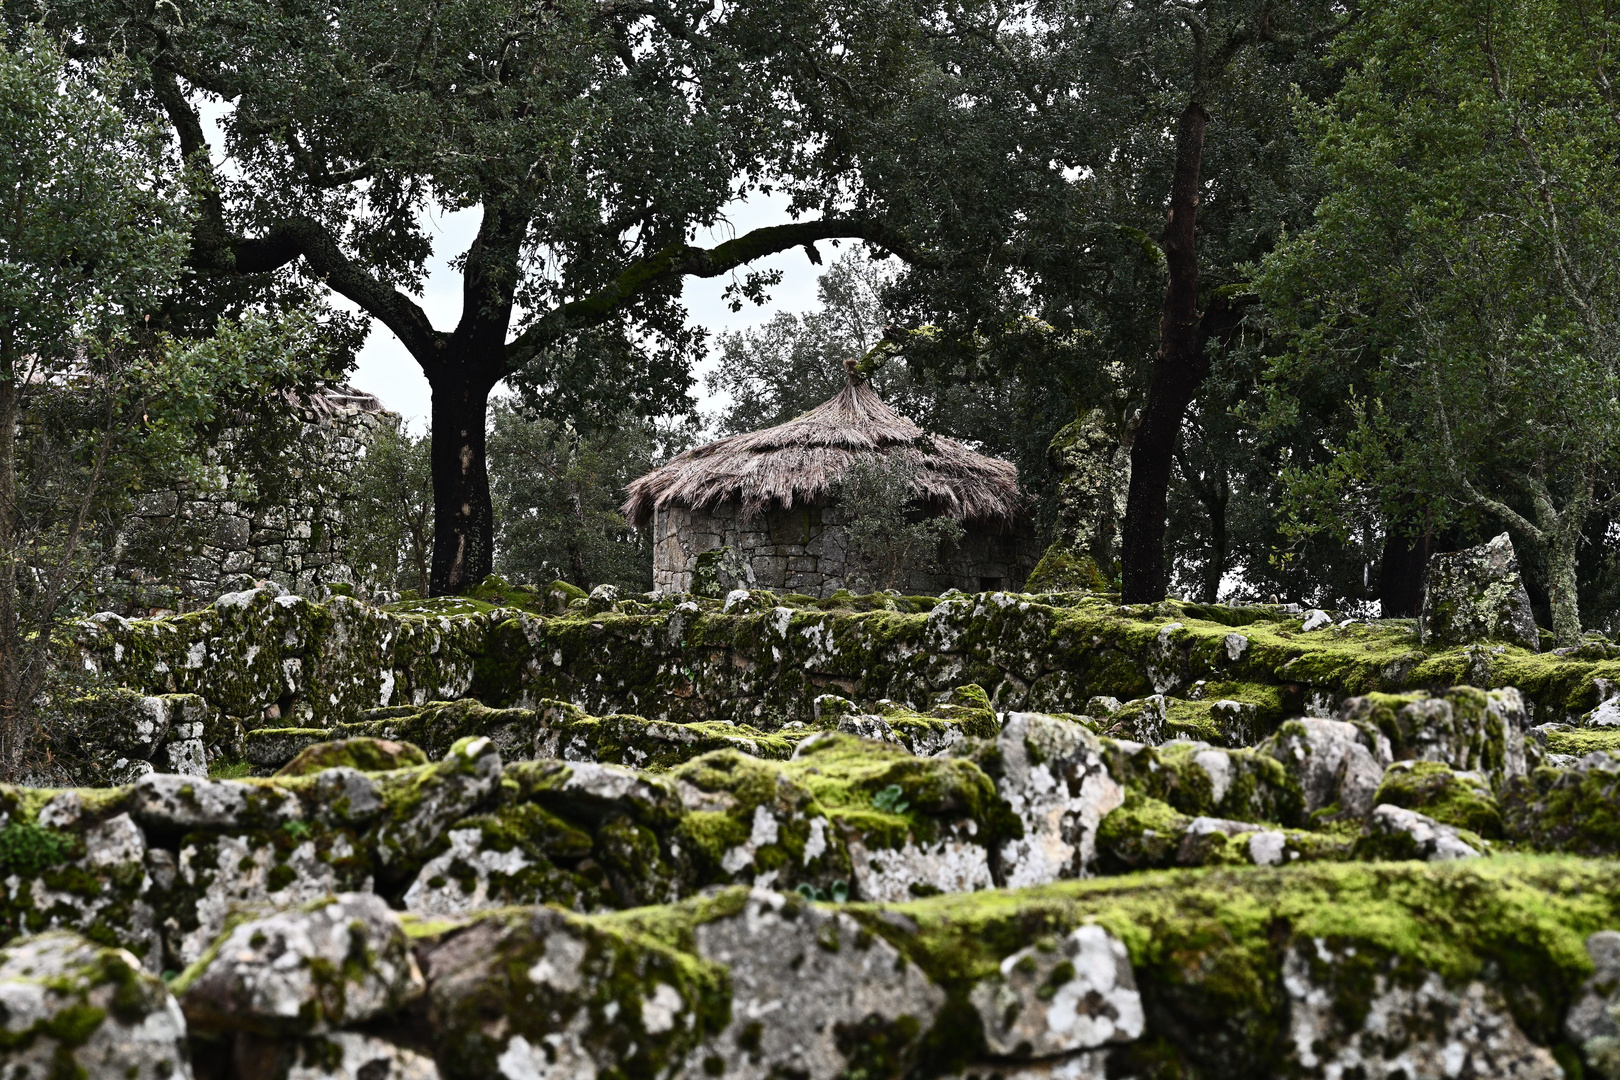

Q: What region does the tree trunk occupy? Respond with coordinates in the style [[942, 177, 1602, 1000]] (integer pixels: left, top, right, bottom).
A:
[[1377, 521, 1440, 617], [1201, 482, 1228, 603], [0, 375, 22, 778], [568, 493, 591, 590], [428, 374, 497, 596], [1121, 100, 1209, 603], [1546, 525, 1582, 649]]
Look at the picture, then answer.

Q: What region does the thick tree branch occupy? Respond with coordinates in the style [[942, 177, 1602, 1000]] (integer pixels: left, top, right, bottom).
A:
[[151, 68, 235, 271], [506, 218, 931, 369], [234, 218, 445, 360], [148, 68, 442, 361], [452, 198, 533, 373]]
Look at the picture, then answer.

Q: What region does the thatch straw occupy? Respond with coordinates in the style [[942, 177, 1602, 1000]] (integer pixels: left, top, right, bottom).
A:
[[624, 367, 1022, 528]]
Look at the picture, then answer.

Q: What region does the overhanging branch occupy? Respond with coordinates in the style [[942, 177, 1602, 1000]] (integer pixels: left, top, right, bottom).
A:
[[506, 218, 931, 370], [234, 218, 444, 360]]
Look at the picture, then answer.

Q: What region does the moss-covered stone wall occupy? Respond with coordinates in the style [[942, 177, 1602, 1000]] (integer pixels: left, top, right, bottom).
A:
[[70, 585, 1620, 749]]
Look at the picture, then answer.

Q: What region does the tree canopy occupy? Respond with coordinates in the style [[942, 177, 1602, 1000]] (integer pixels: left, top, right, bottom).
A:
[[1256, 0, 1620, 645]]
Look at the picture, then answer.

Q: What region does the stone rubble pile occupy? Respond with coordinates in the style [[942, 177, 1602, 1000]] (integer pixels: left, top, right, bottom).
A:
[[16, 565, 1620, 1077], [2, 669, 1620, 1075]]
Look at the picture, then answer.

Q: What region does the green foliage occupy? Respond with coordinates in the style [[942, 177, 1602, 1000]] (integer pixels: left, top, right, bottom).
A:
[[488, 400, 679, 593], [346, 419, 434, 597], [1256, 0, 1620, 639], [0, 30, 190, 369], [0, 821, 77, 876], [0, 33, 342, 774], [871, 785, 910, 814], [795, 880, 850, 904], [836, 458, 965, 592]]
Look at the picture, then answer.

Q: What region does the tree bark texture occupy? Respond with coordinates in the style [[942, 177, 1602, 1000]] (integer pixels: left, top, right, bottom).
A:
[[1122, 100, 1209, 603], [1546, 526, 1582, 649], [428, 375, 498, 596], [0, 375, 21, 777]]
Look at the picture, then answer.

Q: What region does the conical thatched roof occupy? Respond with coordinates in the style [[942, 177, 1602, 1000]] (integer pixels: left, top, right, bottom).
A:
[[624, 369, 1022, 528]]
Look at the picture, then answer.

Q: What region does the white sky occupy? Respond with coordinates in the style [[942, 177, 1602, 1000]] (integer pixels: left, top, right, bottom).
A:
[[344, 192, 826, 432]]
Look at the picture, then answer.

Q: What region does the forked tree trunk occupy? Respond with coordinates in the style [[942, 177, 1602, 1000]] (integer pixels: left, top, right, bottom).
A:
[[1121, 100, 1209, 603]]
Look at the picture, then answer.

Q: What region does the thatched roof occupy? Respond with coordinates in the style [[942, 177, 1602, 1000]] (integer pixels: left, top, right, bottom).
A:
[[624, 368, 1023, 528]]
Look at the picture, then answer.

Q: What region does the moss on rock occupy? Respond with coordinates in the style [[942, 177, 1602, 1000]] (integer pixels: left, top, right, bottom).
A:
[[1503, 757, 1620, 855], [1373, 761, 1503, 838], [416, 904, 729, 1080], [275, 737, 429, 777]]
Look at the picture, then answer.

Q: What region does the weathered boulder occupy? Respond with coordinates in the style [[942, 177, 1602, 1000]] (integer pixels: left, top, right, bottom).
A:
[[1340, 685, 1528, 785], [402, 802, 604, 916], [1280, 938, 1559, 1078], [980, 713, 1123, 886], [371, 736, 502, 875], [1419, 533, 1540, 651], [176, 892, 423, 1035], [1372, 760, 1502, 837], [1093, 791, 1351, 872], [1501, 752, 1620, 854], [683, 889, 945, 1080], [1102, 738, 1305, 826], [416, 904, 725, 1080], [33, 690, 225, 787], [1258, 717, 1392, 819], [133, 773, 302, 834], [163, 829, 374, 970], [0, 793, 162, 970], [282, 1032, 442, 1079], [1356, 804, 1484, 861], [0, 930, 191, 1079], [673, 735, 996, 903], [276, 737, 428, 777], [1568, 930, 1620, 1078], [968, 925, 1141, 1057]]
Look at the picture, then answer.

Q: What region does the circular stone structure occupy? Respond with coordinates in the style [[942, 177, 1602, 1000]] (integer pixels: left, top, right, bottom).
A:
[[624, 367, 1036, 597]]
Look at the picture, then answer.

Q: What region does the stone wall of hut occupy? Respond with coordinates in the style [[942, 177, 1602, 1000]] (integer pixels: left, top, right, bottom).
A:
[[651, 501, 1037, 597]]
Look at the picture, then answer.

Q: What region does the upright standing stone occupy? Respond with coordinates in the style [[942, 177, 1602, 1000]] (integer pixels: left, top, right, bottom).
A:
[[1419, 533, 1540, 651], [1026, 410, 1129, 591]]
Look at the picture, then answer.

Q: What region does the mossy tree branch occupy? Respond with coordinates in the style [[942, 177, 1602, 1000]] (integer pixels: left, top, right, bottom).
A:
[[506, 219, 931, 371]]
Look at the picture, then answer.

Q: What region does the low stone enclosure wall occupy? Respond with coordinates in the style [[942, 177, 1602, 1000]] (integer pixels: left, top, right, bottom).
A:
[[62, 582, 1620, 778], [15, 582, 1620, 1077]]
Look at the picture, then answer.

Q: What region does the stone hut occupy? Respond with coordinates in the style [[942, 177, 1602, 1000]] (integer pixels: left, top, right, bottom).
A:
[[624, 366, 1036, 596], [106, 383, 390, 612]]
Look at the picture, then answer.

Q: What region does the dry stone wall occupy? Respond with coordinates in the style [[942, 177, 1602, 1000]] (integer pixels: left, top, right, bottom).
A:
[[16, 581, 1620, 1077], [652, 501, 1037, 597], [56, 584, 1620, 786], [105, 386, 388, 614], [2, 725, 1619, 1078]]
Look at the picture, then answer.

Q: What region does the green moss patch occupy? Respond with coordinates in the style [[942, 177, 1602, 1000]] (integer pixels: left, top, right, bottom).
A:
[[275, 737, 429, 777], [1544, 728, 1620, 756], [855, 856, 1620, 1071], [1373, 761, 1503, 838]]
